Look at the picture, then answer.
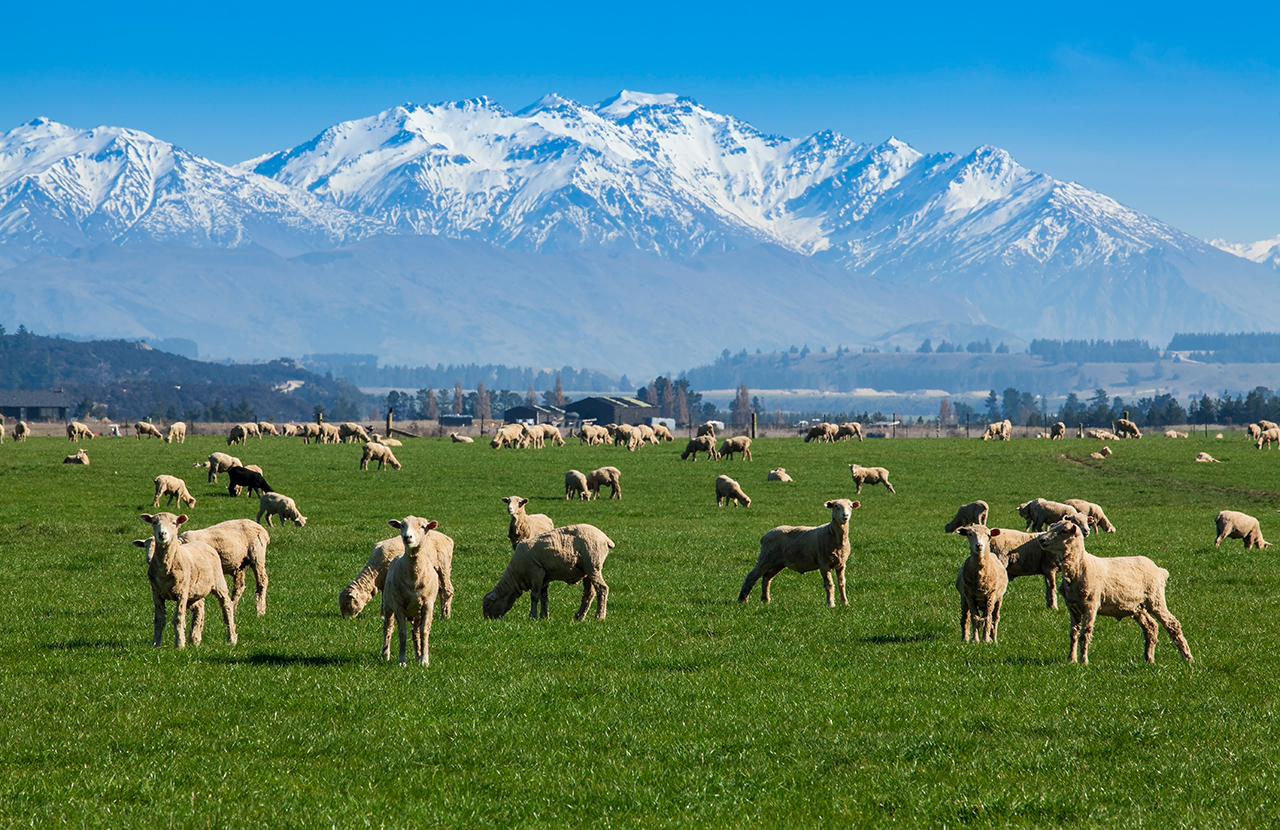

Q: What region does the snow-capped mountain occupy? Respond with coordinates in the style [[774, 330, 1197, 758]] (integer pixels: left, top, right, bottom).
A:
[[0, 118, 378, 261], [1213, 233, 1280, 271]]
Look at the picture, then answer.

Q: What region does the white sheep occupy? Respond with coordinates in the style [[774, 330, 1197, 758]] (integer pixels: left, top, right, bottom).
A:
[[164, 422, 187, 443], [153, 474, 197, 509], [578, 424, 609, 445], [718, 436, 753, 461], [1260, 420, 1278, 432], [339, 528, 455, 619], [989, 527, 1060, 609], [848, 464, 895, 494], [203, 452, 242, 483], [298, 422, 321, 443], [1050, 422, 1066, 439], [586, 466, 622, 500], [738, 499, 860, 606], [651, 424, 675, 442], [1247, 423, 1263, 441], [339, 422, 370, 444], [944, 500, 989, 533], [1257, 427, 1280, 450], [490, 424, 525, 449], [373, 434, 403, 446], [63, 449, 90, 465], [360, 441, 401, 470], [381, 516, 444, 665], [1164, 429, 1188, 438], [803, 422, 837, 443], [955, 525, 1008, 643], [503, 495, 555, 550], [319, 423, 341, 444], [14, 421, 29, 441], [257, 422, 280, 436], [981, 420, 1012, 441], [635, 424, 658, 445], [1115, 418, 1142, 439], [450, 432, 474, 443], [1017, 498, 1086, 532], [482, 524, 614, 620], [565, 469, 590, 500], [1195, 452, 1220, 463], [66, 421, 94, 442], [680, 435, 719, 461], [1085, 427, 1120, 440], [1038, 519, 1193, 664], [696, 422, 717, 438], [835, 422, 865, 442], [715, 475, 751, 507], [767, 467, 793, 482], [141, 512, 237, 648], [1215, 510, 1271, 550], [257, 493, 307, 527], [134, 421, 164, 440], [1063, 499, 1116, 533], [522, 424, 546, 449], [1089, 446, 1113, 459], [138, 519, 272, 617]]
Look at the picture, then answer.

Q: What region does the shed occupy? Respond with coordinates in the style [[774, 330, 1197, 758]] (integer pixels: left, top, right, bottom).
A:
[[565, 396, 659, 426], [0, 389, 70, 422], [503, 404, 565, 425], [438, 414, 474, 427]]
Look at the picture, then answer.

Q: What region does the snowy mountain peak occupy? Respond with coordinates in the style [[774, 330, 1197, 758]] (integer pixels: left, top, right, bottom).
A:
[[595, 90, 685, 119], [1212, 233, 1280, 270]]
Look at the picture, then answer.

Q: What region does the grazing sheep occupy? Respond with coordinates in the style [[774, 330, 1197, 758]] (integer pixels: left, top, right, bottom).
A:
[[635, 424, 658, 445], [450, 432, 474, 443], [297, 422, 321, 444], [955, 526, 1008, 643], [202, 452, 242, 483], [482, 524, 614, 620], [1063, 499, 1116, 534], [696, 422, 717, 438], [651, 424, 675, 442], [565, 469, 590, 500], [279, 423, 300, 437], [835, 422, 865, 442], [360, 441, 401, 470], [381, 517, 443, 665], [738, 499, 860, 606], [1164, 429, 1189, 438], [153, 474, 197, 509], [141, 512, 237, 648], [227, 424, 249, 446], [1195, 452, 1221, 463], [490, 424, 525, 449], [257, 422, 280, 436], [988, 527, 1060, 609], [240, 422, 263, 439], [14, 420, 29, 441], [339, 527, 454, 620], [257, 492, 307, 527], [804, 422, 837, 443], [164, 422, 187, 443], [1038, 519, 1193, 664], [1261, 420, 1279, 432], [1115, 418, 1142, 439], [66, 421, 94, 442], [578, 424, 609, 445], [1247, 423, 1263, 440], [503, 495, 555, 550], [539, 424, 566, 447], [319, 423, 341, 444], [1017, 498, 1086, 533], [63, 449, 90, 465], [715, 475, 751, 508], [1089, 446, 1113, 459], [680, 435, 719, 461], [944, 500, 989, 533], [339, 422, 370, 444], [848, 464, 895, 494], [135, 421, 164, 440], [1256, 428, 1280, 449], [135, 518, 271, 617], [981, 420, 1012, 441], [718, 436, 753, 461], [522, 424, 546, 449], [1050, 421, 1066, 440], [1215, 510, 1272, 550], [586, 466, 622, 500], [767, 467, 793, 482], [226, 466, 273, 498]]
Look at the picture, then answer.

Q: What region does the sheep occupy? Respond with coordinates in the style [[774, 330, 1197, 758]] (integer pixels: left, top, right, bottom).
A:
[[1260, 420, 1279, 432], [257, 492, 307, 527], [988, 527, 1059, 609], [835, 422, 864, 442], [1050, 421, 1066, 439], [164, 422, 187, 443], [381, 516, 444, 665], [153, 474, 197, 509], [848, 464, 894, 494], [339, 422, 370, 444], [1063, 499, 1116, 534], [202, 452, 242, 483], [1084, 427, 1119, 440], [804, 422, 837, 443], [522, 424, 546, 449], [1017, 498, 1086, 532], [339, 526, 454, 620], [141, 512, 237, 648], [66, 421, 94, 442], [635, 423, 658, 445], [319, 423, 341, 444], [257, 422, 280, 436], [1089, 446, 1113, 459], [612, 424, 640, 451], [955, 526, 1008, 643], [1115, 418, 1142, 439], [297, 422, 321, 444], [738, 499, 860, 606], [499, 496, 556, 552], [651, 424, 674, 442], [555, 471, 586, 503], [280, 423, 300, 437], [1215, 510, 1272, 550], [981, 420, 1011, 441], [718, 436, 753, 461], [1038, 519, 1193, 664], [1195, 452, 1220, 463], [226, 465, 273, 498], [63, 449, 90, 465], [373, 434, 403, 447], [134, 421, 164, 440], [1257, 427, 1280, 450], [490, 424, 525, 449], [360, 441, 401, 471], [680, 435, 719, 461], [586, 466, 622, 500], [696, 422, 717, 438], [227, 424, 249, 446], [539, 424, 566, 446], [14, 420, 29, 441], [767, 468, 793, 482], [135, 518, 271, 617], [1164, 429, 1189, 438], [715, 475, 751, 507], [450, 432, 474, 443], [944, 500, 989, 533], [578, 424, 609, 445], [482, 524, 614, 620], [241, 422, 263, 439], [1247, 423, 1263, 440]]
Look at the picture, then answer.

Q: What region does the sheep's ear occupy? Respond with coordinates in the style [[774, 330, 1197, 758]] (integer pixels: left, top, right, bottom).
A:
[[388, 519, 404, 530], [425, 521, 438, 531], [131, 539, 148, 548], [1063, 522, 1078, 536], [140, 514, 154, 524], [990, 528, 1002, 537], [957, 527, 972, 537], [850, 501, 860, 509], [825, 500, 836, 508], [519, 498, 528, 507], [176, 515, 188, 525]]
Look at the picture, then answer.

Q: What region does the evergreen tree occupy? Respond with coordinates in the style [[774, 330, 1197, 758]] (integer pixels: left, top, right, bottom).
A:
[[453, 382, 465, 415]]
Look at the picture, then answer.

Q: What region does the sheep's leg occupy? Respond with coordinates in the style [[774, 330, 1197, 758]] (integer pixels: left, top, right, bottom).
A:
[[760, 564, 786, 603], [174, 593, 189, 649], [539, 585, 550, 619], [252, 559, 268, 617], [960, 600, 972, 642], [854, 481, 862, 494], [418, 604, 432, 666], [229, 569, 246, 611], [982, 598, 997, 642], [884, 481, 895, 494], [1135, 609, 1159, 662], [835, 564, 848, 606], [1151, 602, 1193, 662], [819, 567, 836, 607], [1079, 608, 1097, 665], [153, 590, 167, 648], [381, 612, 394, 660], [593, 577, 608, 620], [395, 610, 408, 665], [738, 565, 764, 603], [576, 580, 596, 621], [1042, 568, 1058, 610], [991, 597, 1003, 643], [211, 584, 236, 645], [1068, 607, 1082, 662], [436, 567, 453, 619], [152, 490, 163, 508]]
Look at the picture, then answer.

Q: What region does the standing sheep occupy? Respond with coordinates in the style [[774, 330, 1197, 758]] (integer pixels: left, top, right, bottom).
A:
[[1050, 422, 1066, 440], [202, 452, 242, 483], [944, 500, 989, 533], [360, 441, 401, 470], [955, 526, 1008, 643], [1257, 428, 1280, 450], [1017, 498, 1086, 532], [539, 424, 567, 446], [227, 424, 249, 446], [141, 512, 237, 648], [381, 516, 443, 665], [696, 422, 717, 438], [226, 465, 273, 498], [718, 436, 753, 461], [835, 422, 865, 442], [339, 422, 371, 444], [989, 527, 1059, 609], [586, 467, 622, 500], [165, 422, 187, 443], [1247, 423, 1263, 441], [257, 493, 307, 527], [1038, 520, 1193, 664], [339, 527, 455, 619], [67, 421, 94, 442], [565, 470, 590, 500], [651, 424, 675, 442], [1063, 499, 1117, 533], [14, 421, 29, 441], [767, 468, 793, 482], [1214, 510, 1272, 550], [738, 499, 860, 607], [503, 496, 555, 550], [680, 435, 719, 461], [715, 475, 751, 507], [153, 474, 197, 509], [257, 422, 280, 437], [135, 421, 164, 440], [318, 423, 341, 444], [1115, 418, 1142, 439], [804, 423, 838, 443], [981, 420, 1012, 441], [848, 464, 895, 494], [482, 524, 614, 620]]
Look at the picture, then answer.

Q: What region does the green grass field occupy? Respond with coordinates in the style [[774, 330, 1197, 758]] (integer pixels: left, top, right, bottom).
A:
[[1, 432, 1278, 827]]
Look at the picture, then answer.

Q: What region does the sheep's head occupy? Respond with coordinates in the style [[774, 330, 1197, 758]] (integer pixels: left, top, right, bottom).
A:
[[142, 512, 187, 547], [956, 525, 999, 556], [388, 458, 402, 470], [824, 499, 859, 524], [1016, 501, 1034, 519], [1064, 510, 1091, 537], [292, 514, 308, 527], [482, 588, 514, 619], [389, 516, 437, 552], [339, 586, 368, 618], [1038, 519, 1084, 565], [502, 496, 529, 517]]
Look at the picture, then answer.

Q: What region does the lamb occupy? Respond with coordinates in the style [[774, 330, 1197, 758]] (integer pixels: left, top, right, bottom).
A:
[[482, 524, 614, 620], [339, 526, 454, 619], [835, 422, 865, 442], [715, 475, 751, 507], [257, 422, 280, 436], [1115, 418, 1142, 439], [360, 441, 401, 470], [944, 500, 989, 533], [1063, 499, 1116, 534], [203, 452, 242, 483], [381, 517, 444, 665], [522, 424, 546, 449], [1017, 498, 1086, 532], [767, 467, 793, 482], [226, 465, 273, 498], [66, 421, 94, 442], [318, 423, 341, 444], [586, 466, 622, 500], [14, 421, 29, 441], [1038, 519, 1193, 664], [153, 474, 197, 509], [134, 421, 164, 440], [1257, 427, 1280, 450], [738, 499, 860, 606], [1050, 421, 1066, 439], [137, 520, 271, 615], [718, 436, 753, 461], [164, 422, 187, 443], [63, 449, 90, 465], [450, 432, 474, 443], [564, 469, 590, 500], [339, 422, 370, 444], [988, 527, 1059, 609], [651, 424, 674, 442], [955, 526, 1008, 643], [680, 435, 719, 461], [1089, 446, 1113, 459], [227, 424, 249, 446], [848, 464, 895, 494], [141, 512, 237, 648], [1215, 510, 1272, 550], [257, 492, 307, 527], [1195, 452, 1220, 463]]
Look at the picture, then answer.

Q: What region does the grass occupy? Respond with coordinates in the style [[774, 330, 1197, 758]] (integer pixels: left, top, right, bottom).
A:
[[1, 432, 1278, 827]]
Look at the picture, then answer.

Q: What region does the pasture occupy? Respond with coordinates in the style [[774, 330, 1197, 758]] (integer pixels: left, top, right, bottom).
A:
[[1, 432, 1278, 826]]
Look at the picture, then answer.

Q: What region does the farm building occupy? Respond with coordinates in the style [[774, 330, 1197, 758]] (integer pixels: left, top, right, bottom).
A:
[[439, 414, 474, 427], [0, 389, 70, 422], [503, 404, 565, 425], [565, 396, 659, 426]]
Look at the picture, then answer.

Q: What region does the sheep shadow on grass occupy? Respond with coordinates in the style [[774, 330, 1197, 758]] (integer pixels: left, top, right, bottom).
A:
[[213, 653, 361, 667], [860, 632, 935, 645]]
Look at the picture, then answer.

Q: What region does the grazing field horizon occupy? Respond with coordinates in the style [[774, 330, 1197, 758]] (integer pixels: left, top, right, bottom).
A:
[[1, 433, 1277, 826]]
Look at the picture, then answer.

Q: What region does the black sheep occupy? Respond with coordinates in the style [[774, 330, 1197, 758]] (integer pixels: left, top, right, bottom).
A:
[[227, 466, 273, 498]]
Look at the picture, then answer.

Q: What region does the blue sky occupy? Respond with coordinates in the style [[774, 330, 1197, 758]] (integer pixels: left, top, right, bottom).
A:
[[3, 1, 1277, 241]]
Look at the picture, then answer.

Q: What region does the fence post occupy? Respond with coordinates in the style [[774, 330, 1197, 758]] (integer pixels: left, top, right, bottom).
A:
[[750, 412, 757, 439]]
